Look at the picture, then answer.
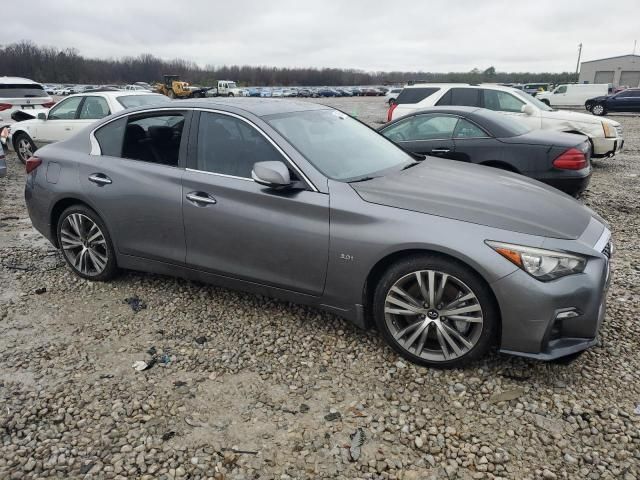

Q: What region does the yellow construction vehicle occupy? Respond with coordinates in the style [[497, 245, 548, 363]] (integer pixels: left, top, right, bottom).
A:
[[154, 75, 208, 99]]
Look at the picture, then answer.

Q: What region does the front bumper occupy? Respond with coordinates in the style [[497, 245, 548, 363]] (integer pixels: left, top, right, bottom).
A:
[[592, 134, 624, 158], [492, 228, 612, 360]]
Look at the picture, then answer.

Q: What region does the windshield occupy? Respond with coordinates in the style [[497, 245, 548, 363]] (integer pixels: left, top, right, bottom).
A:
[[0, 84, 48, 98], [265, 109, 414, 182], [512, 89, 553, 111], [116, 94, 170, 109]]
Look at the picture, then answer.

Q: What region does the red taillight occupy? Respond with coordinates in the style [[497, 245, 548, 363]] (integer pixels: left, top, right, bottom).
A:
[[387, 102, 398, 122], [42, 101, 56, 108], [0, 103, 11, 112], [25, 156, 42, 174], [553, 148, 587, 170]]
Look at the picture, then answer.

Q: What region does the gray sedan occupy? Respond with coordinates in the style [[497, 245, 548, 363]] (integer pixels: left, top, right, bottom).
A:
[[24, 99, 612, 367]]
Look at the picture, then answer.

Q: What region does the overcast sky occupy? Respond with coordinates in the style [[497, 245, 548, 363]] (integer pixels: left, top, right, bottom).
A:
[[3, 0, 639, 72]]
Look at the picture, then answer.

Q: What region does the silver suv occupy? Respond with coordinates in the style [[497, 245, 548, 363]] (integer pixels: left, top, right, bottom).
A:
[[0, 77, 55, 132]]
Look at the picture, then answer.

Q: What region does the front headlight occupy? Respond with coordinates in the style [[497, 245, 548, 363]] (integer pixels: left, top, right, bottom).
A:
[[602, 122, 616, 138], [486, 241, 586, 281]]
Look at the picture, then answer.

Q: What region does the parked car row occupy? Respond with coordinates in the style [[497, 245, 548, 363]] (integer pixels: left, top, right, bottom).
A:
[[20, 97, 613, 368]]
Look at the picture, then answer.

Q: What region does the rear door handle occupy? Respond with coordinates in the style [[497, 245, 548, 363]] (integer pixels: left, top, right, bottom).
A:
[[186, 192, 217, 206], [431, 148, 451, 154], [88, 173, 112, 185], [65, 127, 72, 131]]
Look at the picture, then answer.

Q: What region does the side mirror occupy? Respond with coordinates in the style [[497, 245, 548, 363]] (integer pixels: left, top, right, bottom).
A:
[[521, 104, 535, 116], [252, 161, 292, 189], [37, 112, 47, 120]]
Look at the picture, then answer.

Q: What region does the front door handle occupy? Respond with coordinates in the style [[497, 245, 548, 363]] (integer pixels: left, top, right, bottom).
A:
[[431, 148, 451, 154], [186, 192, 217, 206], [65, 127, 73, 131], [88, 173, 112, 185]]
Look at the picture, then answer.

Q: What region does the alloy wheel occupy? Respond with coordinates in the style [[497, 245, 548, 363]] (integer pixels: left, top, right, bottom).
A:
[[60, 213, 109, 276], [384, 270, 484, 362], [18, 138, 33, 161], [592, 104, 604, 116]]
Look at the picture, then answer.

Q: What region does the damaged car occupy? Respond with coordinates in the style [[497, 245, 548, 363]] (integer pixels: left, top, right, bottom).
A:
[[25, 99, 612, 367]]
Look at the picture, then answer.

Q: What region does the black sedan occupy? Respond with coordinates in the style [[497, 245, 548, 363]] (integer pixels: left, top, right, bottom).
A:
[[379, 107, 592, 196], [585, 88, 640, 116]]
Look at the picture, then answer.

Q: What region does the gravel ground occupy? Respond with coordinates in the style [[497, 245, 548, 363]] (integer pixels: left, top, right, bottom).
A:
[[0, 98, 639, 480]]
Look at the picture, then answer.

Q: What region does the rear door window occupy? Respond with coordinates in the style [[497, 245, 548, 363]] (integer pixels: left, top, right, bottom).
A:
[[122, 113, 185, 167], [454, 119, 489, 138], [436, 88, 482, 107], [394, 88, 440, 105], [78, 96, 110, 119], [482, 90, 525, 113], [383, 114, 458, 141]]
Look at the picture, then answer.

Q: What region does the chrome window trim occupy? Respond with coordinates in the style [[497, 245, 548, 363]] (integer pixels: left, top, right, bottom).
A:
[[89, 106, 318, 192], [186, 168, 252, 182]]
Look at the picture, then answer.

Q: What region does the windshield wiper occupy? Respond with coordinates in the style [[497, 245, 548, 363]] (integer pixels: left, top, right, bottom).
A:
[[402, 161, 421, 170], [348, 176, 377, 183]]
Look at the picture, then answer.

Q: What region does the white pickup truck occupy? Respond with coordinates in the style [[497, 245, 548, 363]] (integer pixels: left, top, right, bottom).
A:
[[206, 80, 248, 97]]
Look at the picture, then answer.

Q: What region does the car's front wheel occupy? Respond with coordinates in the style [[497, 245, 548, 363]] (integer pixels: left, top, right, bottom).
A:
[[14, 132, 37, 164], [591, 103, 607, 116], [57, 205, 117, 281], [373, 255, 498, 368]]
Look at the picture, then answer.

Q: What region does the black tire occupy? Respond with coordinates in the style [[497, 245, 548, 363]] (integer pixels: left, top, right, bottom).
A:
[[14, 132, 37, 164], [168, 90, 175, 99], [373, 254, 498, 368], [591, 103, 606, 116], [56, 204, 118, 281], [228, 92, 234, 97]]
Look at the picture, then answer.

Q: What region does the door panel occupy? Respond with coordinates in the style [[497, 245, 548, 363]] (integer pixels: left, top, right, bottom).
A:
[[182, 171, 329, 295], [78, 158, 186, 263]]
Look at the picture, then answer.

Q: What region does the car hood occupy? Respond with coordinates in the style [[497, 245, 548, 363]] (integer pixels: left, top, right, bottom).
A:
[[587, 95, 610, 102], [540, 108, 620, 127], [351, 158, 593, 240]]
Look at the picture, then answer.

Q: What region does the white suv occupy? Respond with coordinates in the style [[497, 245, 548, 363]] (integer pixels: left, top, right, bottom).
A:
[[388, 83, 624, 158], [4, 90, 169, 163], [0, 77, 55, 129]]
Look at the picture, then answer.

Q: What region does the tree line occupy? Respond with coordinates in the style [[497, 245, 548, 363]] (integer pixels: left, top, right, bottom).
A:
[[0, 41, 578, 86]]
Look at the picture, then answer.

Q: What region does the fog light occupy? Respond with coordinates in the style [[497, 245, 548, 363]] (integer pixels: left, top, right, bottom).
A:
[[556, 309, 580, 320]]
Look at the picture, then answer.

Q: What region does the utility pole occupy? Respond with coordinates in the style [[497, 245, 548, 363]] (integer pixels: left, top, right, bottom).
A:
[[575, 43, 583, 76]]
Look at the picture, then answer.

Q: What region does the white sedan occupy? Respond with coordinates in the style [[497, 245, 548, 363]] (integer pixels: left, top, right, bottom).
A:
[[5, 91, 170, 163]]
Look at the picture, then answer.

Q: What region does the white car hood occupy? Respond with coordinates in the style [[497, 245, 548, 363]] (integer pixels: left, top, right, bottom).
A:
[[539, 108, 619, 134]]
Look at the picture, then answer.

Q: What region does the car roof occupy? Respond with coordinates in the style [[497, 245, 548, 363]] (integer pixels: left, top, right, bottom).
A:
[[0, 76, 42, 85], [169, 98, 331, 116], [405, 83, 523, 93], [65, 91, 164, 99]]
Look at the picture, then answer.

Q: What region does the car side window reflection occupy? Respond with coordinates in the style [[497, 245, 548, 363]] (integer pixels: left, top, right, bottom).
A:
[[197, 112, 285, 179], [454, 119, 488, 138]]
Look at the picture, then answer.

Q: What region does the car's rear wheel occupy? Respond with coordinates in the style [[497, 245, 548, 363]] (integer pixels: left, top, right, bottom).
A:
[[373, 255, 498, 368], [591, 103, 606, 116], [57, 205, 117, 281], [14, 132, 36, 164], [168, 90, 175, 99]]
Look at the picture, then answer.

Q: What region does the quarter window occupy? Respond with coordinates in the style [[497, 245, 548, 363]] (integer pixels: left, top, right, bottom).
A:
[[78, 96, 110, 120], [197, 112, 284, 178], [454, 119, 488, 138], [482, 90, 525, 113], [48, 97, 83, 120], [94, 117, 126, 157]]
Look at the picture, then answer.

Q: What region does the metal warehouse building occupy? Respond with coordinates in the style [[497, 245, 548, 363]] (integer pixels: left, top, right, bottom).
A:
[[579, 54, 640, 87]]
